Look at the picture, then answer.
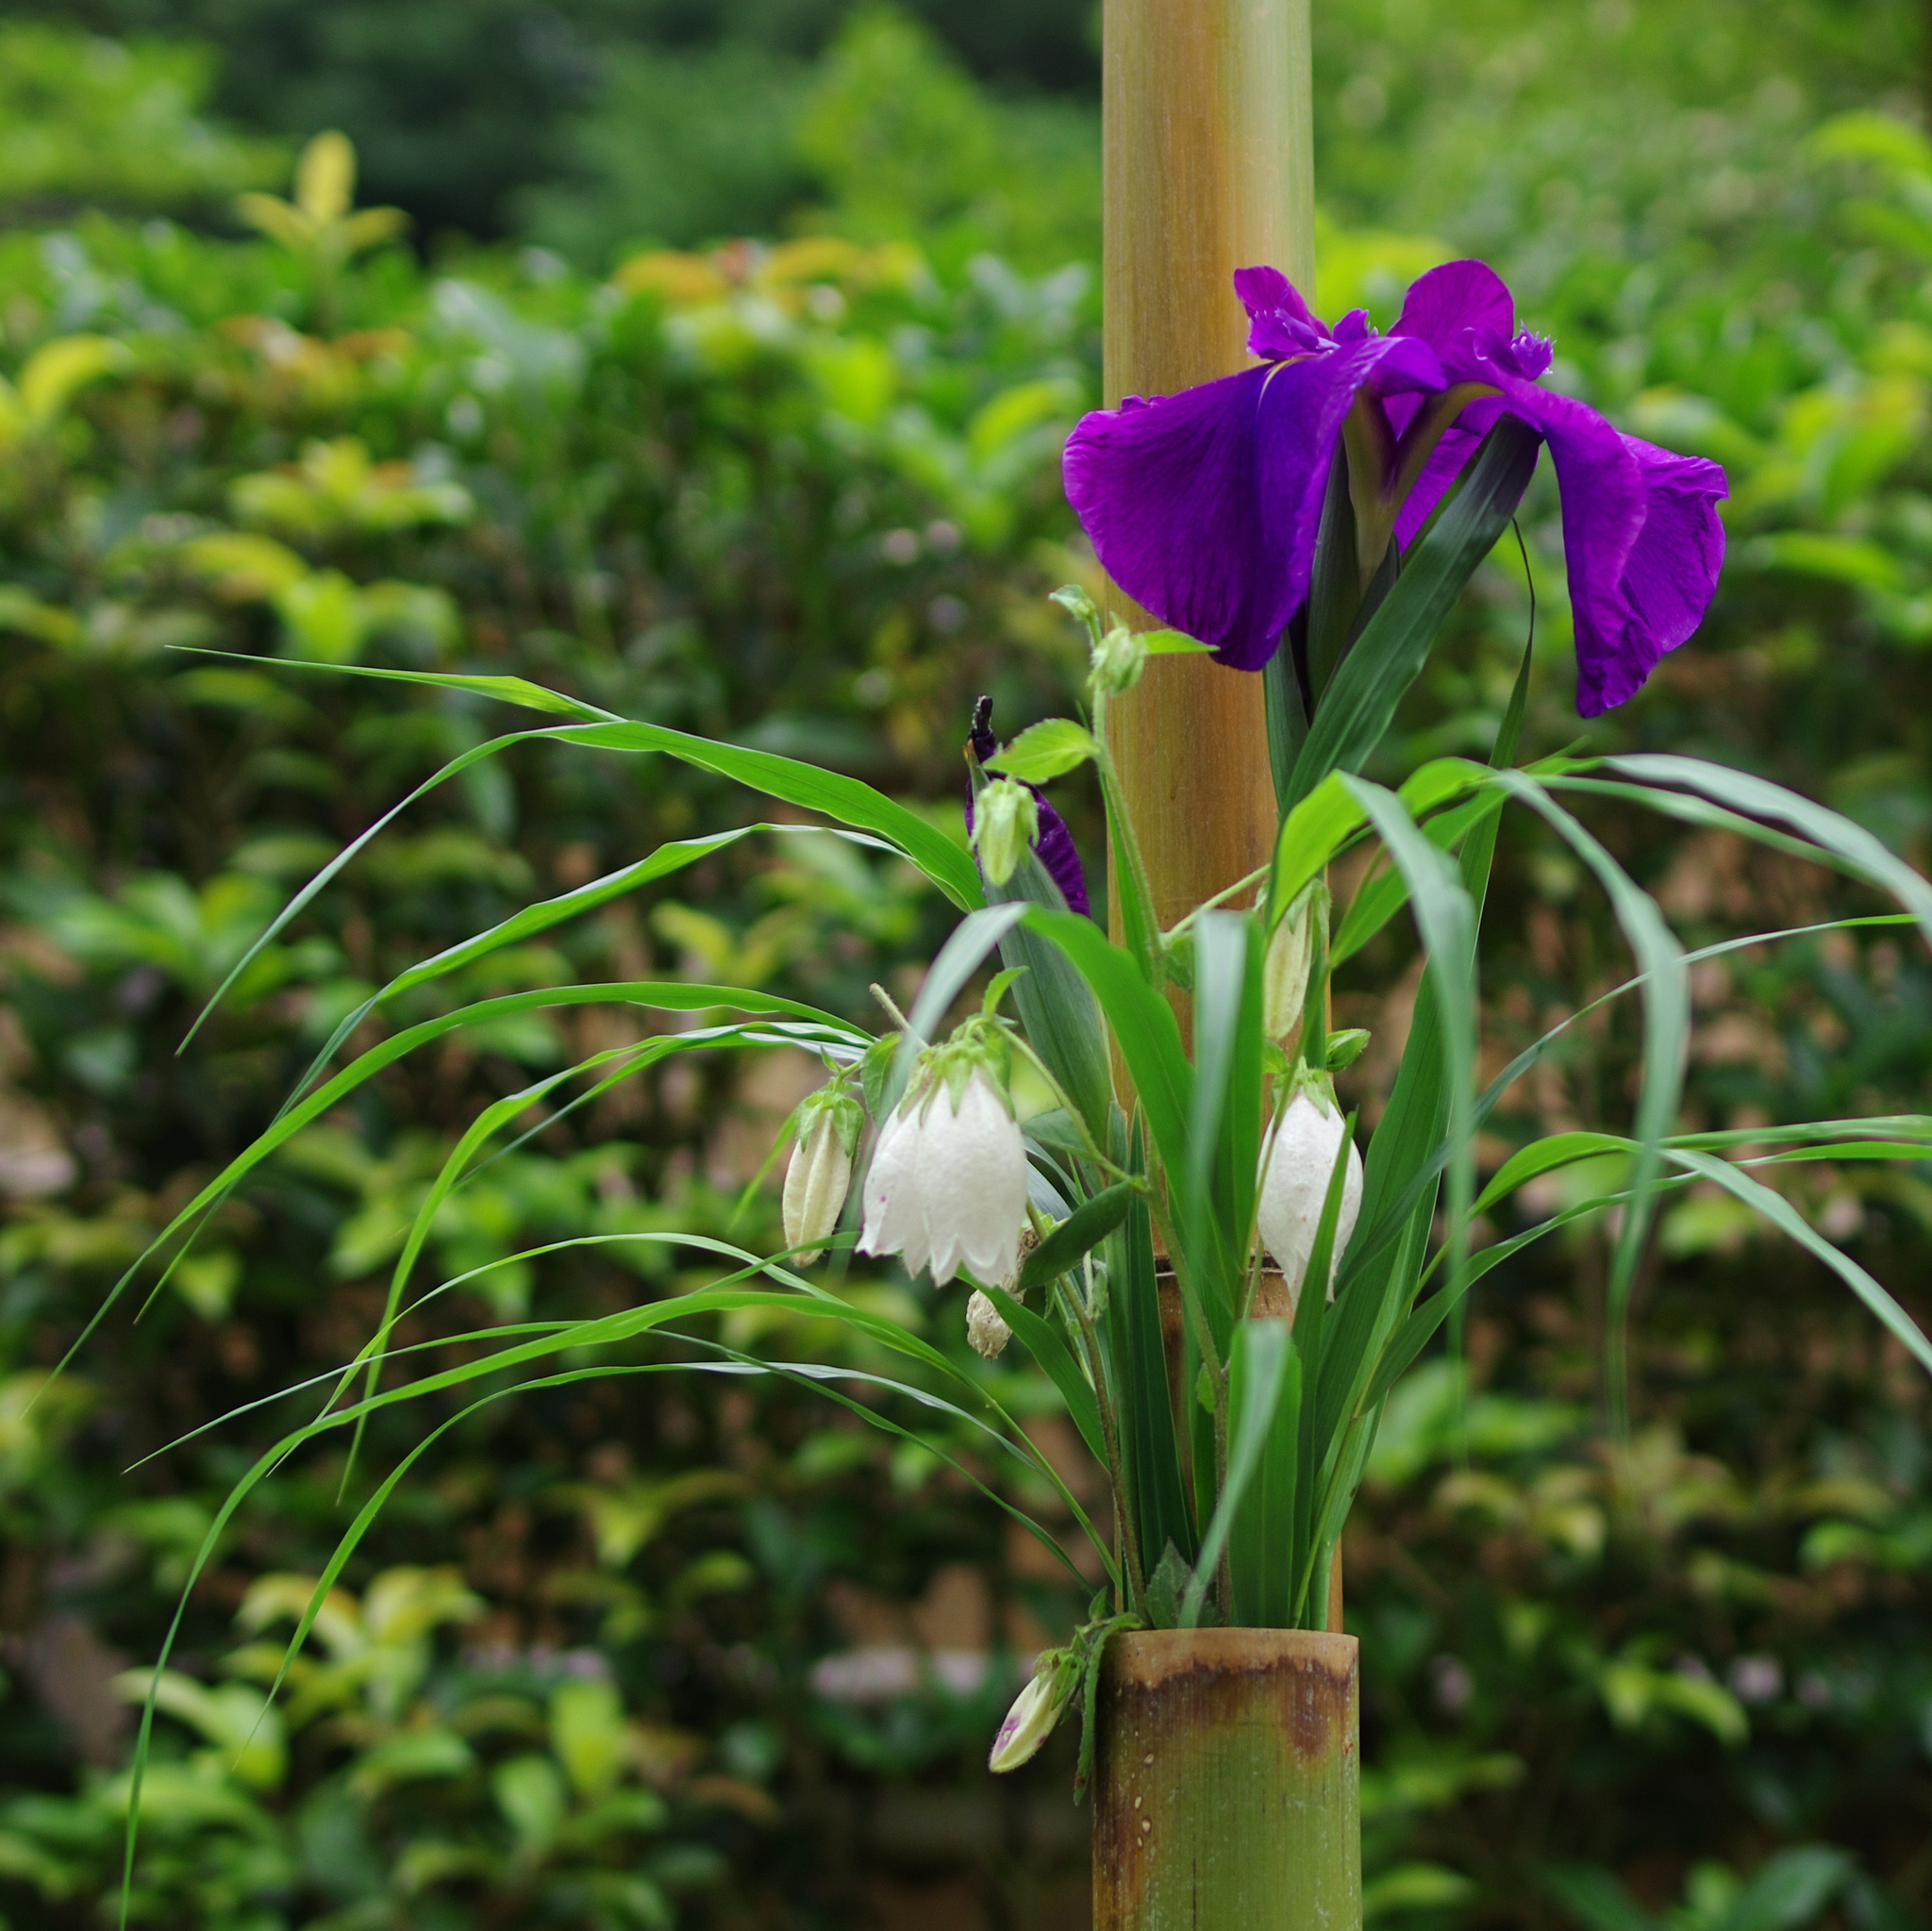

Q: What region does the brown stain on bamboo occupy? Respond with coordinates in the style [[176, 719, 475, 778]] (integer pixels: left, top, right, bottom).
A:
[[1095, 1629, 1360, 1930]]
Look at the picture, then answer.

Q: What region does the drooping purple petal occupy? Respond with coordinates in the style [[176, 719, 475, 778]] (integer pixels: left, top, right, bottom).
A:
[[965, 699, 1091, 917], [1484, 368, 1649, 715], [1063, 367, 1295, 666], [1063, 335, 1443, 669], [1579, 439, 1729, 715]]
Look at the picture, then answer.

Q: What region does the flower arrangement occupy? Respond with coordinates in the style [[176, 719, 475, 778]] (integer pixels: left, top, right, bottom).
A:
[[87, 260, 1932, 1856]]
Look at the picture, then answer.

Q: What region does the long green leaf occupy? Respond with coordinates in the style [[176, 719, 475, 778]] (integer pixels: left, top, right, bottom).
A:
[[1544, 778, 1887, 882], [1185, 912, 1262, 1355], [1024, 908, 1192, 1186], [1474, 1131, 1635, 1218], [1604, 754, 1932, 951], [547, 719, 984, 911], [1496, 772, 1689, 1432], [1316, 780, 1475, 1457], [1226, 1325, 1303, 1627], [980, 841, 1112, 1140], [60, 986, 863, 1390], [289, 824, 889, 1112], [888, 903, 1028, 1107], [1332, 792, 1506, 965], [222, 658, 986, 911], [979, 1283, 1106, 1463], [1108, 1127, 1197, 1587], [181, 722, 560, 1048], [185, 651, 623, 723], [1668, 1150, 1932, 1376], [1180, 1321, 1291, 1628], [1366, 1169, 1704, 1409]]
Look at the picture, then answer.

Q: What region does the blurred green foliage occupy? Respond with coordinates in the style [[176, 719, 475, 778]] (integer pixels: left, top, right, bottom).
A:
[[5, 0, 1099, 240], [0, 6, 1928, 1930], [0, 25, 280, 219]]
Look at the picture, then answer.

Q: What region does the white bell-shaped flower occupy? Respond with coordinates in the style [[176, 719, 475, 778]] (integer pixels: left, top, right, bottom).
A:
[[782, 1090, 858, 1264], [858, 1064, 1027, 1288], [1257, 1085, 1362, 1316]]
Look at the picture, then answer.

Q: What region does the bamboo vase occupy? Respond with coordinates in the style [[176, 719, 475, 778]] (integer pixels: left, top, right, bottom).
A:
[[1093, 1629, 1361, 1931]]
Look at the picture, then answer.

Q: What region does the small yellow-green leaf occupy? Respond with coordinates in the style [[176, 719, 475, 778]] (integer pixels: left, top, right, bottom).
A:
[[296, 129, 357, 225], [1270, 771, 1366, 921], [19, 335, 129, 424], [985, 718, 1099, 783]]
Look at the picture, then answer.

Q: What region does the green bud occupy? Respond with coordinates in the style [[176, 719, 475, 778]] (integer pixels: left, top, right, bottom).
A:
[[1089, 624, 1147, 697], [1049, 583, 1103, 645], [1264, 882, 1325, 1041], [1324, 1027, 1372, 1071], [972, 777, 1038, 886], [783, 1084, 862, 1263]]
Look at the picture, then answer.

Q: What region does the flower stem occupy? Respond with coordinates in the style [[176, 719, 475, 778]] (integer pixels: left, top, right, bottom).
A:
[[1161, 862, 1271, 941], [869, 982, 916, 1036], [1091, 688, 1165, 987]]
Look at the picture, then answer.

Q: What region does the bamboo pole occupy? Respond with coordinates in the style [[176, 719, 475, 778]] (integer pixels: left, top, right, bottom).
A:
[[1094, 1630, 1360, 1931], [1094, 11, 1357, 1923], [1102, 0, 1315, 933]]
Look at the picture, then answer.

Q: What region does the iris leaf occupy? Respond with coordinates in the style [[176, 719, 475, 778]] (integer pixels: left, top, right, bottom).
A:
[[980, 843, 1113, 1140], [1283, 417, 1542, 811], [1496, 772, 1688, 1434], [1181, 1321, 1292, 1629]]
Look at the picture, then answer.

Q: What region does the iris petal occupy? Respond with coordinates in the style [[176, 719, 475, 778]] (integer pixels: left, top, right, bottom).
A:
[[1486, 370, 1648, 712], [1392, 259, 1515, 354], [1063, 365, 1302, 668], [1236, 266, 1324, 359], [1064, 338, 1441, 669], [1581, 439, 1729, 716]]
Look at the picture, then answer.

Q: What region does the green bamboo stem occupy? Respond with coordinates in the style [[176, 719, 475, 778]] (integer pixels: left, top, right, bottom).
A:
[[1094, 1631, 1361, 1931]]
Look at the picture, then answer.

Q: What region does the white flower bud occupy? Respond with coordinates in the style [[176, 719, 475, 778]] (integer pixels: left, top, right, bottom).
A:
[[782, 1094, 858, 1263], [988, 1666, 1066, 1773], [1263, 885, 1319, 1041], [1257, 1087, 1362, 1317], [972, 778, 1039, 887], [858, 1064, 1028, 1288], [966, 1290, 1012, 1358], [1089, 624, 1146, 696]]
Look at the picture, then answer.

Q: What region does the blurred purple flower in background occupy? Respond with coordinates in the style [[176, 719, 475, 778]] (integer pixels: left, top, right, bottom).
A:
[[1062, 260, 1728, 716]]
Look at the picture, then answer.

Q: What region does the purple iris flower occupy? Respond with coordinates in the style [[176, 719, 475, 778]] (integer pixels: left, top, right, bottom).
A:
[[1062, 260, 1728, 717], [966, 697, 1091, 917]]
